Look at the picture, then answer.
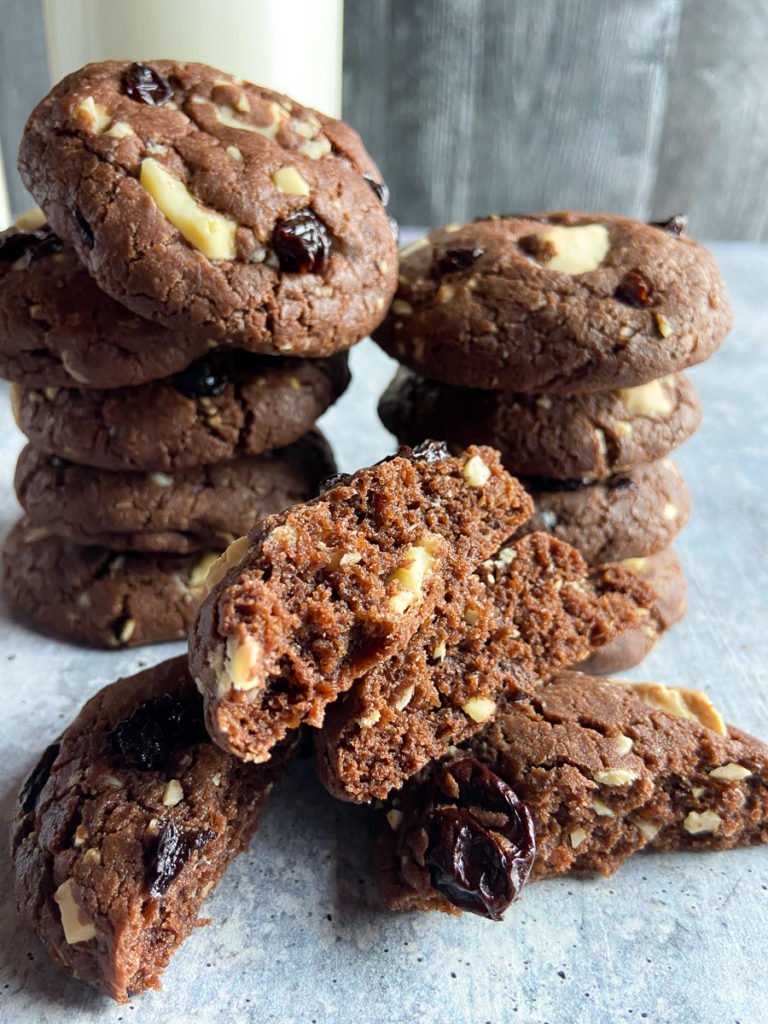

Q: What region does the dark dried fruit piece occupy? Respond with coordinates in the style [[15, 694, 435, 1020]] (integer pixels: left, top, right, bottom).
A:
[[171, 357, 230, 398], [0, 228, 62, 264], [410, 439, 450, 463], [73, 209, 94, 249], [519, 234, 557, 263], [424, 758, 535, 920], [363, 174, 390, 207], [19, 742, 60, 813], [121, 62, 173, 107], [319, 471, 353, 492], [109, 693, 208, 771], [437, 248, 485, 275], [650, 214, 688, 237], [147, 821, 217, 898], [272, 209, 331, 274], [615, 270, 653, 309], [606, 474, 634, 492]]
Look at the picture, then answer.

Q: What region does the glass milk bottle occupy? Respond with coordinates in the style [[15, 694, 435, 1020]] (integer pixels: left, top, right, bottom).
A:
[[42, 0, 343, 115]]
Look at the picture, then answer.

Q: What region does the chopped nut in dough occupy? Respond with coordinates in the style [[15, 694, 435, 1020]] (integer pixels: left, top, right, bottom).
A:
[[683, 810, 722, 835], [462, 454, 491, 488], [462, 696, 496, 723], [594, 768, 638, 787], [205, 535, 249, 591], [710, 763, 752, 781], [162, 779, 184, 807]]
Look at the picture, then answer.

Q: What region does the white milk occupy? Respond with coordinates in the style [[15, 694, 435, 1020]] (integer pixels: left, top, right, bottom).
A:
[[42, 0, 343, 115]]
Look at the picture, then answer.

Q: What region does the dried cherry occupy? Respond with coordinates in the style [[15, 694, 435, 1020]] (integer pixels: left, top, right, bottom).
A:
[[109, 693, 208, 771], [0, 228, 62, 264], [147, 821, 216, 898], [122, 62, 172, 107], [614, 270, 653, 309], [423, 758, 535, 920], [649, 214, 688, 237], [19, 742, 60, 812], [363, 174, 390, 208], [171, 357, 230, 398], [272, 209, 331, 274], [437, 248, 484, 275]]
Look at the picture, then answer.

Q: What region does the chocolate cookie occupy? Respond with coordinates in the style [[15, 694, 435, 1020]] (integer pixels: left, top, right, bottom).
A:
[[515, 458, 690, 563], [11, 656, 293, 1001], [579, 547, 687, 674], [190, 443, 533, 762], [0, 218, 213, 389], [315, 532, 653, 803], [2, 518, 225, 647], [19, 61, 397, 354], [379, 367, 701, 480], [377, 672, 768, 918], [11, 349, 349, 471], [14, 431, 335, 553], [375, 213, 731, 393]]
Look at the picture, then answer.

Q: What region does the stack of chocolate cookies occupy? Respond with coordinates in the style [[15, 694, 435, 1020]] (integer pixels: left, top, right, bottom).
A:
[[375, 212, 732, 671], [0, 59, 398, 648]]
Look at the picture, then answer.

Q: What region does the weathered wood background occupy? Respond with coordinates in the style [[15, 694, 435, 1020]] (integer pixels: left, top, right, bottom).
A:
[[2, 0, 768, 238]]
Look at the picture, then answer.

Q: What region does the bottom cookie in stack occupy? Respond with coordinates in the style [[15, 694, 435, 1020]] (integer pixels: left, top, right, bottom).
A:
[[2, 431, 336, 647]]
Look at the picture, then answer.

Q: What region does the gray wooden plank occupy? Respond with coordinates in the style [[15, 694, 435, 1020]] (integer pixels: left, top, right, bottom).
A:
[[0, 0, 48, 216], [344, 0, 682, 228], [651, 0, 768, 240]]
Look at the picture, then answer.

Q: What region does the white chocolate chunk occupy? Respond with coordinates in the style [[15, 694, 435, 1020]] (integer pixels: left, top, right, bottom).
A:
[[106, 121, 135, 139], [150, 471, 173, 487], [539, 224, 610, 274], [462, 696, 496, 723], [614, 734, 634, 756], [662, 503, 679, 521], [710, 763, 752, 781], [54, 880, 96, 944], [76, 96, 111, 133], [272, 165, 310, 196], [462, 454, 491, 488], [119, 618, 136, 643], [392, 299, 413, 316], [394, 685, 415, 711], [614, 419, 633, 438], [298, 137, 332, 160], [570, 827, 587, 849], [683, 810, 722, 835], [226, 145, 244, 162], [162, 779, 184, 807], [204, 535, 249, 592], [619, 556, 648, 575], [386, 808, 404, 831], [618, 378, 674, 418], [594, 768, 639, 787], [222, 634, 263, 692], [356, 709, 381, 728], [618, 681, 727, 736], [215, 103, 282, 140], [636, 819, 661, 842], [591, 798, 615, 818], [431, 639, 447, 661], [387, 537, 440, 613], [139, 157, 236, 260]]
